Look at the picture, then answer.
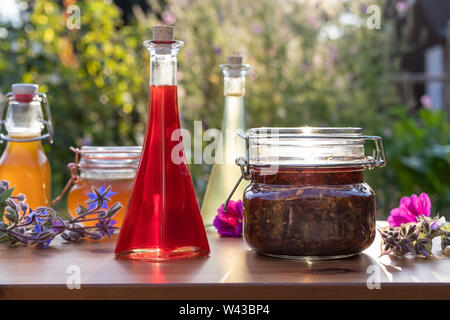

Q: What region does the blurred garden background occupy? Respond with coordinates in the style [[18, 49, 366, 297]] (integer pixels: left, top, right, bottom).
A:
[[0, 0, 449, 218]]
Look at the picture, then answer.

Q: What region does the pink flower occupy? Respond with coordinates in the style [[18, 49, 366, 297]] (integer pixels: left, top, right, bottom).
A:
[[387, 206, 416, 227], [162, 10, 176, 25], [213, 46, 222, 55], [396, 1, 409, 13], [251, 22, 264, 35], [360, 4, 368, 14], [388, 193, 431, 227], [306, 14, 321, 29], [213, 200, 243, 237], [401, 193, 431, 217], [420, 94, 433, 109]]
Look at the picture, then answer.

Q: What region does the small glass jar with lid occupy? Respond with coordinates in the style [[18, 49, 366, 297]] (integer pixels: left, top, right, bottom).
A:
[[66, 146, 141, 230], [233, 127, 386, 260]]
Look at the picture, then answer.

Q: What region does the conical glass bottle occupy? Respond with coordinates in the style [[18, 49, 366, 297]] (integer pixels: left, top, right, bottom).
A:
[[0, 83, 53, 208], [201, 56, 249, 228], [115, 26, 210, 261]]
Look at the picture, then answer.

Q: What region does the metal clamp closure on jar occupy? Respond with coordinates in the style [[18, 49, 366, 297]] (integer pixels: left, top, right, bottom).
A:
[[0, 91, 54, 143], [51, 146, 142, 205], [224, 127, 386, 210]]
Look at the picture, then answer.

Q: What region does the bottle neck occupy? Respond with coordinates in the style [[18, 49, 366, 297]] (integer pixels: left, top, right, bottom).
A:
[[5, 97, 44, 137], [221, 64, 249, 96], [220, 65, 249, 162], [220, 64, 249, 130], [145, 40, 183, 86], [150, 53, 177, 86]]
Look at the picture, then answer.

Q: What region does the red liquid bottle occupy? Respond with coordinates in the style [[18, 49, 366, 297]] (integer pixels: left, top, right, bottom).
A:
[[115, 26, 210, 261]]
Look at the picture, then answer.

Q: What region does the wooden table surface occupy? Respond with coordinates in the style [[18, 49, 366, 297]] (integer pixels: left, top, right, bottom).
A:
[[0, 222, 449, 300]]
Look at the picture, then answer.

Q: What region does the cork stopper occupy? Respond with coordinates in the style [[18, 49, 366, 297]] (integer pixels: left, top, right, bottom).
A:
[[227, 55, 243, 65], [152, 26, 174, 41]]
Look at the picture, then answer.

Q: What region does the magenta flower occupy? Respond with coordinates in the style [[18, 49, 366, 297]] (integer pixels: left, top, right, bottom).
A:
[[387, 206, 416, 227], [360, 3, 368, 14], [162, 10, 176, 25], [251, 22, 264, 35], [213, 200, 243, 237], [396, 1, 409, 13], [420, 94, 433, 109], [388, 193, 431, 227]]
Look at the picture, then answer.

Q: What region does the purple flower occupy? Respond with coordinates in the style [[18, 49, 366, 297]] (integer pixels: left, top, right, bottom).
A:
[[51, 219, 65, 232], [36, 239, 51, 248], [162, 10, 176, 25], [81, 134, 93, 146], [388, 193, 431, 227], [34, 223, 43, 234], [86, 184, 116, 210], [213, 46, 222, 56], [213, 200, 243, 237], [300, 63, 313, 73], [24, 210, 37, 224], [396, 1, 409, 13], [420, 94, 433, 109], [25, 209, 46, 224], [0, 180, 10, 193], [95, 219, 117, 238], [360, 3, 368, 14], [251, 23, 264, 35], [306, 14, 321, 29], [430, 217, 446, 231], [383, 127, 393, 138], [32, 222, 52, 248]]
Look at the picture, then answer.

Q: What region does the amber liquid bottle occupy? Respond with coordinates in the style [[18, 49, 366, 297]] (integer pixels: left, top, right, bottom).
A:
[[115, 26, 210, 261], [0, 84, 52, 208]]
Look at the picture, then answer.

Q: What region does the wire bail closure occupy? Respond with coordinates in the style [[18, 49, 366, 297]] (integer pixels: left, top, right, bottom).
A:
[[51, 147, 81, 205], [0, 92, 54, 143]]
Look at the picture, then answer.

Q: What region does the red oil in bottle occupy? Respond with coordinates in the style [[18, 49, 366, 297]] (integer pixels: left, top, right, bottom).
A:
[[115, 85, 210, 261]]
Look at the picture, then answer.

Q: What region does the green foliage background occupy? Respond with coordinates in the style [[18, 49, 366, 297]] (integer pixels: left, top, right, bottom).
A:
[[0, 0, 449, 218]]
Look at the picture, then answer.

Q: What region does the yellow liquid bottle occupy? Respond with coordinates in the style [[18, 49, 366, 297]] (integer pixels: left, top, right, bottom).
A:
[[0, 84, 53, 208], [0, 135, 51, 208], [201, 56, 250, 229]]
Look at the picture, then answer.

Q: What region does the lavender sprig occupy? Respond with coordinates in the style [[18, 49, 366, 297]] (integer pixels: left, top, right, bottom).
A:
[[0, 181, 122, 248], [379, 215, 449, 259]]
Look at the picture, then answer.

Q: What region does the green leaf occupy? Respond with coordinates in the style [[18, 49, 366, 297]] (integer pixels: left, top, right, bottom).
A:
[[56, 210, 72, 220], [0, 204, 5, 221], [76, 205, 88, 215], [5, 208, 17, 223], [0, 187, 14, 204]]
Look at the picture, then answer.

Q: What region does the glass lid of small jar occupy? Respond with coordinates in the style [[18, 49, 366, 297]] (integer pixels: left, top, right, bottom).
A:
[[238, 127, 386, 169], [75, 146, 142, 176], [78, 146, 141, 168]]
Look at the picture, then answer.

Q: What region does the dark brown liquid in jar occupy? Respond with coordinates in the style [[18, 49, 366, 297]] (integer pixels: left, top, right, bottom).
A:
[[243, 166, 375, 258]]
